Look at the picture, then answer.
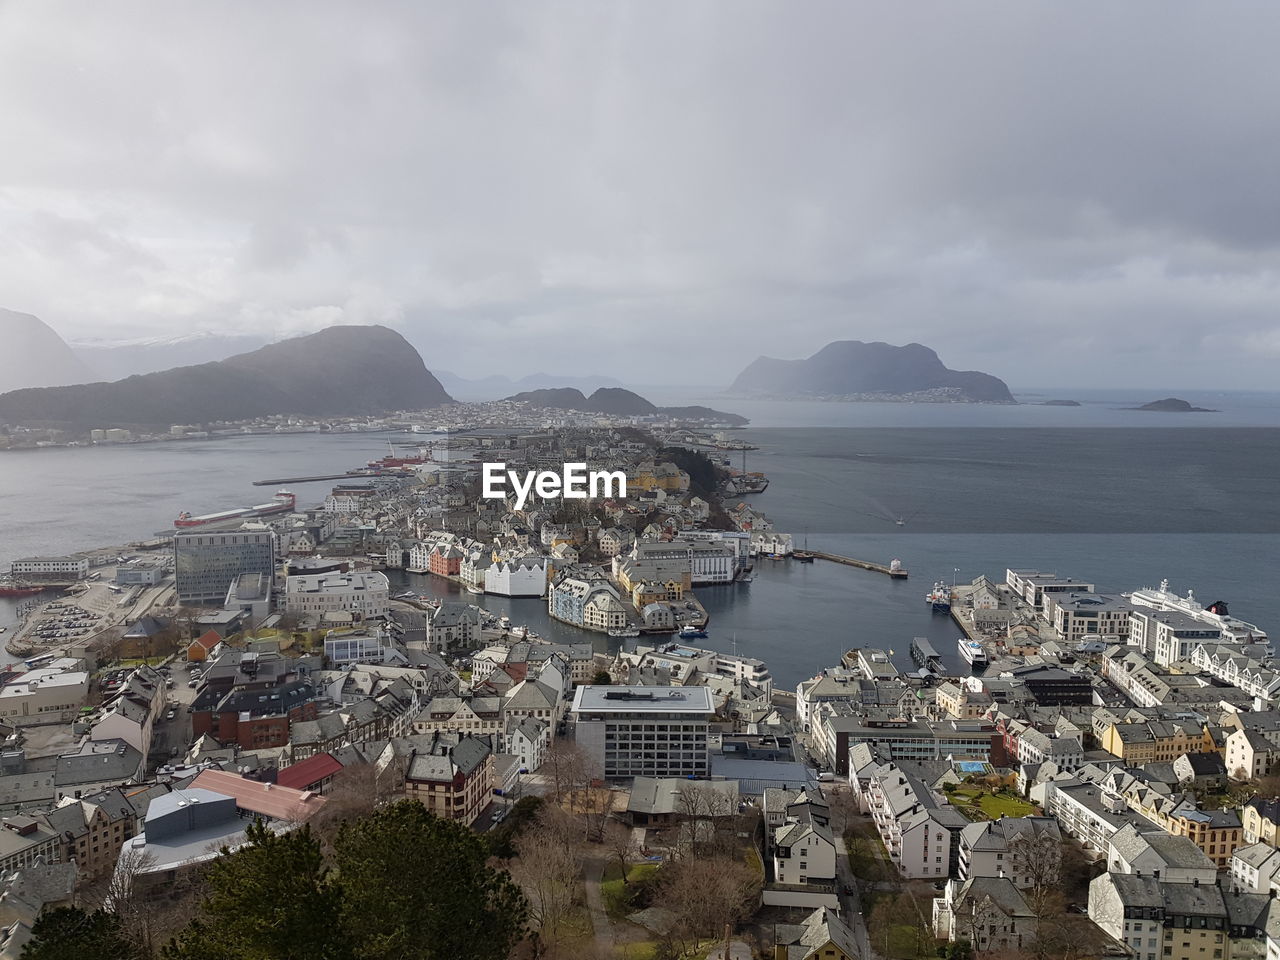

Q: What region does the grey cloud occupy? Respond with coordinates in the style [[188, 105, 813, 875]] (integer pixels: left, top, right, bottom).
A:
[[0, 1, 1278, 387]]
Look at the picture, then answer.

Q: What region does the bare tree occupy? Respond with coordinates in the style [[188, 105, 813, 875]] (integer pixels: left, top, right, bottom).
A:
[[545, 739, 591, 810], [603, 820, 638, 886], [510, 809, 583, 958], [656, 855, 761, 953], [308, 760, 399, 848]]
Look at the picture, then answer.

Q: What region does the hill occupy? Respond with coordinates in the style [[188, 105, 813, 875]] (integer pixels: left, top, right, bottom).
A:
[[505, 386, 747, 424], [0, 324, 452, 428], [0, 309, 94, 393], [729, 340, 1015, 403], [72, 331, 274, 381], [435, 370, 626, 402]]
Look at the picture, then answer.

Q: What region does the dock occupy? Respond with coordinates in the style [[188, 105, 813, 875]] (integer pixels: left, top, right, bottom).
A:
[[803, 551, 908, 579], [253, 473, 373, 486]]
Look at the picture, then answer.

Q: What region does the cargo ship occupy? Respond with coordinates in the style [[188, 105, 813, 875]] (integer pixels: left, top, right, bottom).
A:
[[175, 490, 296, 528], [926, 581, 953, 613]]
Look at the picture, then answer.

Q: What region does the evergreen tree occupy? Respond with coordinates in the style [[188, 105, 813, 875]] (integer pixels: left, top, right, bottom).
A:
[[21, 907, 138, 960], [334, 800, 527, 960], [164, 822, 352, 960]]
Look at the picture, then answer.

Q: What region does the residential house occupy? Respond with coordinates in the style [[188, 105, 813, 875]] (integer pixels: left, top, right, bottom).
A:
[[933, 877, 1036, 953]]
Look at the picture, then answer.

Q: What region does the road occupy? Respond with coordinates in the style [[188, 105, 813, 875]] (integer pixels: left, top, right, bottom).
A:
[[582, 857, 614, 956], [834, 834, 876, 960], [148, 660, 201, 769]]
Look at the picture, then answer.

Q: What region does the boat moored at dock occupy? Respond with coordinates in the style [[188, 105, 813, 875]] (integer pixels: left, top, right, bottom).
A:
[[958, 638, 988, 667]]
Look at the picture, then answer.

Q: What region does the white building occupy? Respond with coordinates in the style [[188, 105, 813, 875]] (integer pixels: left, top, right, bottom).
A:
[[0, 667, 90, 724], [773, 818, 837, 886], [9, 556, 90, 579], [284, 571, 390, 619], [505, 716, 548, 773], [485, 557, 548, 597], [323, 630, 393, 666]]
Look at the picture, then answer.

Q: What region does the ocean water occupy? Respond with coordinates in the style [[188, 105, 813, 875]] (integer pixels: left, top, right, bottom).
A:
[[2, 393, 1277, 687]]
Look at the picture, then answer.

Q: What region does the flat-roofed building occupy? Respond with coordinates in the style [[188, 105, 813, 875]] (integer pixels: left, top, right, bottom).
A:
[[174, 530, 276, 606], [284, 570, 389, 619], [570, 685, 714, 780]]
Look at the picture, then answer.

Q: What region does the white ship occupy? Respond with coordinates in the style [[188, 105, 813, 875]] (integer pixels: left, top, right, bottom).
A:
[[958, 638, 988, 667]]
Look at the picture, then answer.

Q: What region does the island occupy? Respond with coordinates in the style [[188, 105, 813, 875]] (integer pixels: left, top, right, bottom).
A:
[[1131, 397, 1218, 413], [728, 340, 1015, 403]]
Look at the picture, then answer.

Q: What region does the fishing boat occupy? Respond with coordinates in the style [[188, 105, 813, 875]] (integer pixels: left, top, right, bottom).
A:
[[925, 581, 952, 613], [679, 625, 708, 639]]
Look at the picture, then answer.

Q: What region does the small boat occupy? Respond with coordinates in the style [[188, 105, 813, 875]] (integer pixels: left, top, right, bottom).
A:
[[609, 626, 641, 638], [738, 574, 754, 583], [679, 625, 708, 639]]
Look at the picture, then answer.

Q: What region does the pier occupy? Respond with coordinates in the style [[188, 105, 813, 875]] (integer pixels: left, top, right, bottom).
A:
[[253, 473, 374, 486], [801, 551, 908, 579]]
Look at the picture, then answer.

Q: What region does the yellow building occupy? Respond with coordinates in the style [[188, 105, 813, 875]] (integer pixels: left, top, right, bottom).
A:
[[1243, 797, 1280, 847], [1101, 719, 1215, 764]]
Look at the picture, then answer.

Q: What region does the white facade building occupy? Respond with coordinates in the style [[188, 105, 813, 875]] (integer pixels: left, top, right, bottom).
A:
[[284, 571, 390, 619]]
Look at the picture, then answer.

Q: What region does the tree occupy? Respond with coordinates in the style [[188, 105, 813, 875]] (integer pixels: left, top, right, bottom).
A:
[[334, 800, 527, 960], [20, 907, 139, 960], [509, 809, 583, 957], [604, 819, 638, 885], [656, 855, 760, 953], [164, 822, 351, 960], [591, 669, 612, 685], [308, 759, 400, 849]]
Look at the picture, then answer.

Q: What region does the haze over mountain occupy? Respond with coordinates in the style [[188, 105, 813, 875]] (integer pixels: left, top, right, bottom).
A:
[[436, 370, 627, 403], [0, 309, 94, 393], [0, 325, 452, 429], [729, 341, 1015, 403], [505, 386, 748, 425], [73, 332, 275, 381]]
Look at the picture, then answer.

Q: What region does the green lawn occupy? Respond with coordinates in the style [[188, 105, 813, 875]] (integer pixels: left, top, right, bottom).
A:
[[947, 786, 1036, 820], [602, 861, 661, 919]]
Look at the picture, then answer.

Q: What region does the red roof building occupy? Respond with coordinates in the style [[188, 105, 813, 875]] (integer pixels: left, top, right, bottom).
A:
[[189, 768, 325, 822], [276, 753, 344, 794]]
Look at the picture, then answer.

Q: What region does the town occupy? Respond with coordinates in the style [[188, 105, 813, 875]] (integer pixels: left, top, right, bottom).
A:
[[0, 423, 1278, 960]]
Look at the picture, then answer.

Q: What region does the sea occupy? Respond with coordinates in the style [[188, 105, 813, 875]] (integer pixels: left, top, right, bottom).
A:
[[2, 387, 1278, 689]]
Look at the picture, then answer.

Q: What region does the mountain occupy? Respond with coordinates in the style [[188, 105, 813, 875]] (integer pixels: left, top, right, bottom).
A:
[[435, 370, 627, 402], [505, 386, 747, 424], [0, 324, 452, 428], [0, 309, 94, 393], [1133, 397, 1217, 413], [729, 340, 1015, 403], [72, 332, 275, 381]]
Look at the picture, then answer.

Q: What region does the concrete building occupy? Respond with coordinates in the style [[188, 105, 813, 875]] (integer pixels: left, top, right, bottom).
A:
[[8, 557, 89, 580], [571, 685, 713, 780], [0, 668, 89, 724], [284, 571, 389, 620], [174, 529, 276, 606]]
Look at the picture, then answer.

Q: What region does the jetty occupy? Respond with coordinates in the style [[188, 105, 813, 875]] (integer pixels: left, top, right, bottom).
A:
[[253, 473, 375, 486], [801, 551, 908, 579]]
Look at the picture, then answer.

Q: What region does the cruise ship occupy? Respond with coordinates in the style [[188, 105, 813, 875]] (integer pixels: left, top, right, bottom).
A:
[[958, 638, 988, 667]]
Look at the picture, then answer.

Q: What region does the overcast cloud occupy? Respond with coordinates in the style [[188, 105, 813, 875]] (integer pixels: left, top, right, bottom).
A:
[[2, 1, 1279, 388]]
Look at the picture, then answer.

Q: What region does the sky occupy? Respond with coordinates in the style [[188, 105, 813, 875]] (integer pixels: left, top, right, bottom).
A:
[[2, 2, 1280, 389]]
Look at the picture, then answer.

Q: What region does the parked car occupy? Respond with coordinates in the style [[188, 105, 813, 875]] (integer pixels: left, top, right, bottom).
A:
[[165, 708, 177, 721]]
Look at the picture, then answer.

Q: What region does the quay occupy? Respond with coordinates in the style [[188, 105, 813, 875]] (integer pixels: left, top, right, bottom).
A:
[[253, 473, 376, 486], [801, 551, 908, 579]]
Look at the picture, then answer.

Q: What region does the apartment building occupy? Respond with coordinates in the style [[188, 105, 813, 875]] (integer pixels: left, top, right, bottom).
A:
[[284, 571, 390, 619], [570, 685, 713, 780]]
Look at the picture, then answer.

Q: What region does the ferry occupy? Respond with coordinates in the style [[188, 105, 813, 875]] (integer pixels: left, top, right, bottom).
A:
[[925, 581, 952, 613], [679, 625, 708, 639], [609, 626, 641, 638], [958, 638, 988, 667], [175, 490, 296, 528]]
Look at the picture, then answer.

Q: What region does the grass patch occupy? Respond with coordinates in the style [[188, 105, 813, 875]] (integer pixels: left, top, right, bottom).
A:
[[602, 862, 661, 920], [947, 786, 1036, 820]]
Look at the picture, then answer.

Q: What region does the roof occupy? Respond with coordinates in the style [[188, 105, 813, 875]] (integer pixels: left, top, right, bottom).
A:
[[572, 684, 714, 714], [276, 753, 343, 790], [191, 630, 222, 652], [627, 777, 738, 817], [189, 769, 325, 822]]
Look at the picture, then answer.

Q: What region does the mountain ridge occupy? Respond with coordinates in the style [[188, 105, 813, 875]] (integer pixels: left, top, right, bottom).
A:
[[0, 309, 95, 393], [0, 324, 452, 428]]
